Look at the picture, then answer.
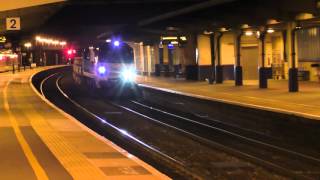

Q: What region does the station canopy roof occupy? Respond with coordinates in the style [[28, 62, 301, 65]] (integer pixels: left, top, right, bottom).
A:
[[0, 0, 319, 44]]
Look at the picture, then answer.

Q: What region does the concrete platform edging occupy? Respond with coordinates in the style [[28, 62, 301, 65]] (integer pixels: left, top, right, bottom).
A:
[[139, 84, 320, 149], [139, 84, 320, 121], [29, 66, 170, 180]]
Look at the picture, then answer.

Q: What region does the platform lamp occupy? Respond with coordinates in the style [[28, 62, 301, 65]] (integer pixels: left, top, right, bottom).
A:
[[24, 42, 32, 70]]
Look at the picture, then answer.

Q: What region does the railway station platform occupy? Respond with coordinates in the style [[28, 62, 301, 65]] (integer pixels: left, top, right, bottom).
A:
[[137, 76, 320, 121], [0, 67, 169, 180]]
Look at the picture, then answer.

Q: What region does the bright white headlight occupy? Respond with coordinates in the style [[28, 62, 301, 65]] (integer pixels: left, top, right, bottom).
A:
[[121, 67, 136, 82], [98, 66, 106, 74]]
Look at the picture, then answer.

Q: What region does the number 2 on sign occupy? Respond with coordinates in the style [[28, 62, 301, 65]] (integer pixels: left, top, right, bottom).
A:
[[6, 17, 20, 30], [10, 19, 16, 29]]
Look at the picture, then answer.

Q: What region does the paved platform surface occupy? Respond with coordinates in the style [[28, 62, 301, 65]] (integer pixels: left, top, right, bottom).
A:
[[0, 67, 169, 180], [137, 76, 320, 121]]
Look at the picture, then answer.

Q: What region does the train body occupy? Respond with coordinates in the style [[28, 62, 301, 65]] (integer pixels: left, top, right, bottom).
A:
[[73, 41, 137, 96]]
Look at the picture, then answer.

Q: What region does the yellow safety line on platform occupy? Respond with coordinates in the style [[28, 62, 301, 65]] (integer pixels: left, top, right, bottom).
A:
[[3, 79, 49, 180]]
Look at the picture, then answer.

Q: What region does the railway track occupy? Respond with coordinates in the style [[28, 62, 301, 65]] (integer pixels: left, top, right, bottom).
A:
[[115, 100, 320, 180], [33, 67, 320, 179], [34, 69, 201, 179]]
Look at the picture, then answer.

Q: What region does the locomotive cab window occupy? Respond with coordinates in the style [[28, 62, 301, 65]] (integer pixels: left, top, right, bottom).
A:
[[96, 43, 134, 64]]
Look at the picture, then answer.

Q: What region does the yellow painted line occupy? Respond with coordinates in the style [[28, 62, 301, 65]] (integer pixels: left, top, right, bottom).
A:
[[3, 79, 49, 180]]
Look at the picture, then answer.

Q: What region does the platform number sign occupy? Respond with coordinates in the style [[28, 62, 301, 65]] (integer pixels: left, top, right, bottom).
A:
[[6, 17, 21, 30]]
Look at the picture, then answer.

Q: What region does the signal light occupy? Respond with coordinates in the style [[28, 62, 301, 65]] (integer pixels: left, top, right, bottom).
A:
[[65, 48, 76, 62], [66, 48, 76, 55]]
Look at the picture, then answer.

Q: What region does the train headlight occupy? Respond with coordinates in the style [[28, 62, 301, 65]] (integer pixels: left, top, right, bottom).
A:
[[98, 66, 106, 74], [121, 67, 136, 82]]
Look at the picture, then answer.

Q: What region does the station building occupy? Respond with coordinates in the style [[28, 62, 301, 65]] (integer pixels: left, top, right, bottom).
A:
[[131, 13, 320, 92]]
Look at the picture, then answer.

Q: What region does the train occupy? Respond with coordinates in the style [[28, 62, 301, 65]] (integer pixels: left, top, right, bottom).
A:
[[72, 40, 138, 97]]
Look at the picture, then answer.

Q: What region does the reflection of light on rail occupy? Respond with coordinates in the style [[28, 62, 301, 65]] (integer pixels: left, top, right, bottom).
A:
[[120, 129, 129, 136], [54, 75, 183, 165]]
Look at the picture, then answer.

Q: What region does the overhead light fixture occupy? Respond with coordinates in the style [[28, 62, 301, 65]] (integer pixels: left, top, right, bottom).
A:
[[267, 28, 275, 33], [179, 36, 187, 41], [162, 36, 178, 40], [245, 31, 253, 36], [170, 41, 179, 45], [241, 24, 250, 29], [267, 19, 280, 25], [24, 42, 32, 48], [256, 31, 261, 37], [106, 39, 111, 43], [220, 27, 229, 32], [295, 13, 314, 20], [36, 35, 67, 46], [59, 41, 67, 46], [203, 30, 213, 35]]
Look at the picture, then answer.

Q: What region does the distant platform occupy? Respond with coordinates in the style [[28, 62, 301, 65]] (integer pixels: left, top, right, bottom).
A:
[[137, 76, 320, 121], [0, 67, 169, 180]]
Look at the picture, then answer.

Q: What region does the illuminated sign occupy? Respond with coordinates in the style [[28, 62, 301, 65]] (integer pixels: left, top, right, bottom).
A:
[[6, 17, 21, 30], [0, 36, 6, 43], [160, 36, 187, 45]]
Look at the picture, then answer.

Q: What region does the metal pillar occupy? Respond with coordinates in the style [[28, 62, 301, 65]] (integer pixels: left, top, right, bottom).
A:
[[235, 32, 243, 86], [155, 47, 163, 76], [259, 32, 268, 88], [168, 47, 173, 69], [159, 47, 164, 64], [289, 27, 299, 92], [282, 30, 287, 62], [209, 33, 215, 84], [216, 32, 224, 84]]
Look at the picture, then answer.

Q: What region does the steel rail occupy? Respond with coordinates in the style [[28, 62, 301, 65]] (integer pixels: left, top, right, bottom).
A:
[[38, 70, 314, 180], [112, 100, 315, 180], [130, 100, 320, 164], [39, 73, 201, 180]]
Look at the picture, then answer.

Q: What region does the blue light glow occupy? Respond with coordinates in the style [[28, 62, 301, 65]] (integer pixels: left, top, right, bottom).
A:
[[168, 43, 174, 49], [121, 67, 136, 82], [98, 66, 106, 74], [113, 41, 120, 47]]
